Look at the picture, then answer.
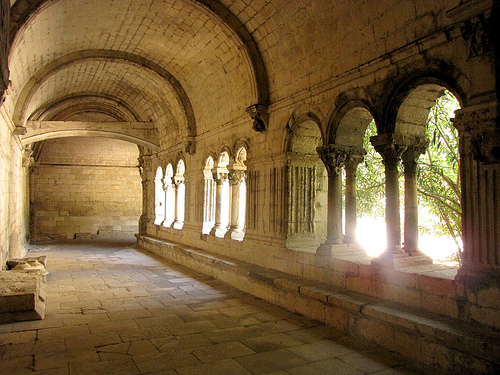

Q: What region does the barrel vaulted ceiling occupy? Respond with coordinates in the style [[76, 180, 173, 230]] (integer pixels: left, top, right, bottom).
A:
[[7, 0, 270, 150]]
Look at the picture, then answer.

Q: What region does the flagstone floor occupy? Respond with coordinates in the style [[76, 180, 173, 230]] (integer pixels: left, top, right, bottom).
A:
[[0, 239, 426, 374]]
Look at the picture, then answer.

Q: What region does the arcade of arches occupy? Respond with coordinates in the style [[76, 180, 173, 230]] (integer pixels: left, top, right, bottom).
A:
[[1, 0, 500, 373]]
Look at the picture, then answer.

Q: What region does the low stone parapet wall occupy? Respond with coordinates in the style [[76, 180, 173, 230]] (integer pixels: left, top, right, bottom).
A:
[[137, 234, 500, 374]]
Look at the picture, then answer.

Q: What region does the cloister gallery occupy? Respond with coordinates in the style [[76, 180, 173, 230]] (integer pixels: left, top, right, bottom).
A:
[[0, 0, 499, 374]]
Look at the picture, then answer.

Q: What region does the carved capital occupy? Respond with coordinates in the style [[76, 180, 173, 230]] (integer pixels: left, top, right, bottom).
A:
[[22, 148, 34, 168], [453, 104, 500, 163], [370, 134, 408, 169], [213, 171, 229, 183], [316, 145, 347, 176], [246, 104, 268, 133], [402, 138, 429, 174], [138, 154, 154, 180], [228, 170, 245, 186], [344, 150, 367, 173]]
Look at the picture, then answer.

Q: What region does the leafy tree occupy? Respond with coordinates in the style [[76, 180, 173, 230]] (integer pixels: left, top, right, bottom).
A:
[[417, 91, 461, 262], [354, 90, 462, 263]]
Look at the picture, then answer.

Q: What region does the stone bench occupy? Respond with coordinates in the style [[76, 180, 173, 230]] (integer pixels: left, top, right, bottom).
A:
[[137, 234, 500, 374]]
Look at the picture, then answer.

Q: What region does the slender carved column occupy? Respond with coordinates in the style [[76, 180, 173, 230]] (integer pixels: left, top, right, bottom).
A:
[[162, 176, 174, 227], [138, 154, 154, 234], [210, 171, 229, 238], [172, 175, 185, 230], [227, 169, 246, 240], [370, 134, 408, 265], [401, 140, 429, 256], [316, 145, 346, 256], [344, 152, 365, 244]]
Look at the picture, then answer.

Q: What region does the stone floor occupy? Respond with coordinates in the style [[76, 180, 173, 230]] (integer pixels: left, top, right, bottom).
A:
[[0, 239, 426, 375]]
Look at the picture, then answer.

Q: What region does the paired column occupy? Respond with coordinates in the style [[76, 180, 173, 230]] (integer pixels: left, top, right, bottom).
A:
[[227, 169, 246, 240], [316, 146, 346, 256], [210, 170, 229, 238], [344, 153, 365, 244], [172, 175, 185, 230], [401, 140, 429, 256], [370, 134, 408, 261]]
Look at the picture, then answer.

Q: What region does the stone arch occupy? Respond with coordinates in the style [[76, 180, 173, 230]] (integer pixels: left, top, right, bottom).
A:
[[329, 101, 377, 148], [285, 112, 324, 154], [21, 131, 159, 152], [382, 63, 468, 135], [29, 94, 147, 123], [12, 50, 194, 138]]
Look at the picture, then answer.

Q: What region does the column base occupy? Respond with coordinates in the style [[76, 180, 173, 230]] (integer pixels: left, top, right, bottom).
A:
[[210, 224, 227, 238], [316, 242, 365, 257], [372, 250, 433, 268], [172, 221, 184, 230], [225, 228, 245, 241]]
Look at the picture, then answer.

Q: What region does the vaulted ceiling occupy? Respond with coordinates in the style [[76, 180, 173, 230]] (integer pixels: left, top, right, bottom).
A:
[[7, 0, 270, 150]]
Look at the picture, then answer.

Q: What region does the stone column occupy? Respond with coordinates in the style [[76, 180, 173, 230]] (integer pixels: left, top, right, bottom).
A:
[[401, 140, 429, 256], [343, 153, 365, 244], [227, 169, 245, 240], [316, 145, 346, 256], [138, 154, 154, 234], [210, 171, 228, 238], [172, 176, 185, 230], [162, 176, 173, 227], [370, 134, 408, 265]]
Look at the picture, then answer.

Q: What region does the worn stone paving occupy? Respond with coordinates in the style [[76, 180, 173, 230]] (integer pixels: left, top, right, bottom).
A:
[[0, 240, 424, 374]]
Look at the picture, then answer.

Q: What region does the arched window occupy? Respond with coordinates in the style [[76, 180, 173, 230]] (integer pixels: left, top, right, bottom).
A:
[[173, 159, 186, 230], [202, 157, 216, 234], [154, 167, 165, 225], [163, 163, 175, 227]]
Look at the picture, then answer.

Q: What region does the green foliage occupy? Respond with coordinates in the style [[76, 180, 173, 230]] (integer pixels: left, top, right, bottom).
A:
[[355, 90, 462, 263], [356, 120, 385, 218], [418, 91, 462, 262]]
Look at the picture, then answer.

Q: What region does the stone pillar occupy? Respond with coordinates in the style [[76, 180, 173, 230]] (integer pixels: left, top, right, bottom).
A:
[[401, 140, 429, 256], [370, 134, 408, 266], [316, 145, 346, 256], [453, 102, 500, 282], [162, 176, 174, 227], [227, 169, 245, 240], [172, 175, 185, 230], [210, 171, 228, 238], [138, 154, 154, 235], [343, 153, 365, 244]]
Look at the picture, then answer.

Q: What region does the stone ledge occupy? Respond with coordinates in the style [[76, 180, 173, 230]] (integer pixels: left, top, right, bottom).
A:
[[137, 234, 500, 374]]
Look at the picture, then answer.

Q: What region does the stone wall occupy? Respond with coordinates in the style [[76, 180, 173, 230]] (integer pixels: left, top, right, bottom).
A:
[[30, 137, 141, 240], [0, 109, 27, 269]]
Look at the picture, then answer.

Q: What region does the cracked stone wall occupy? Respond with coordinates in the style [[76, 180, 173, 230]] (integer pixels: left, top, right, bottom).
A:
[[30, 137, 142, 240]]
